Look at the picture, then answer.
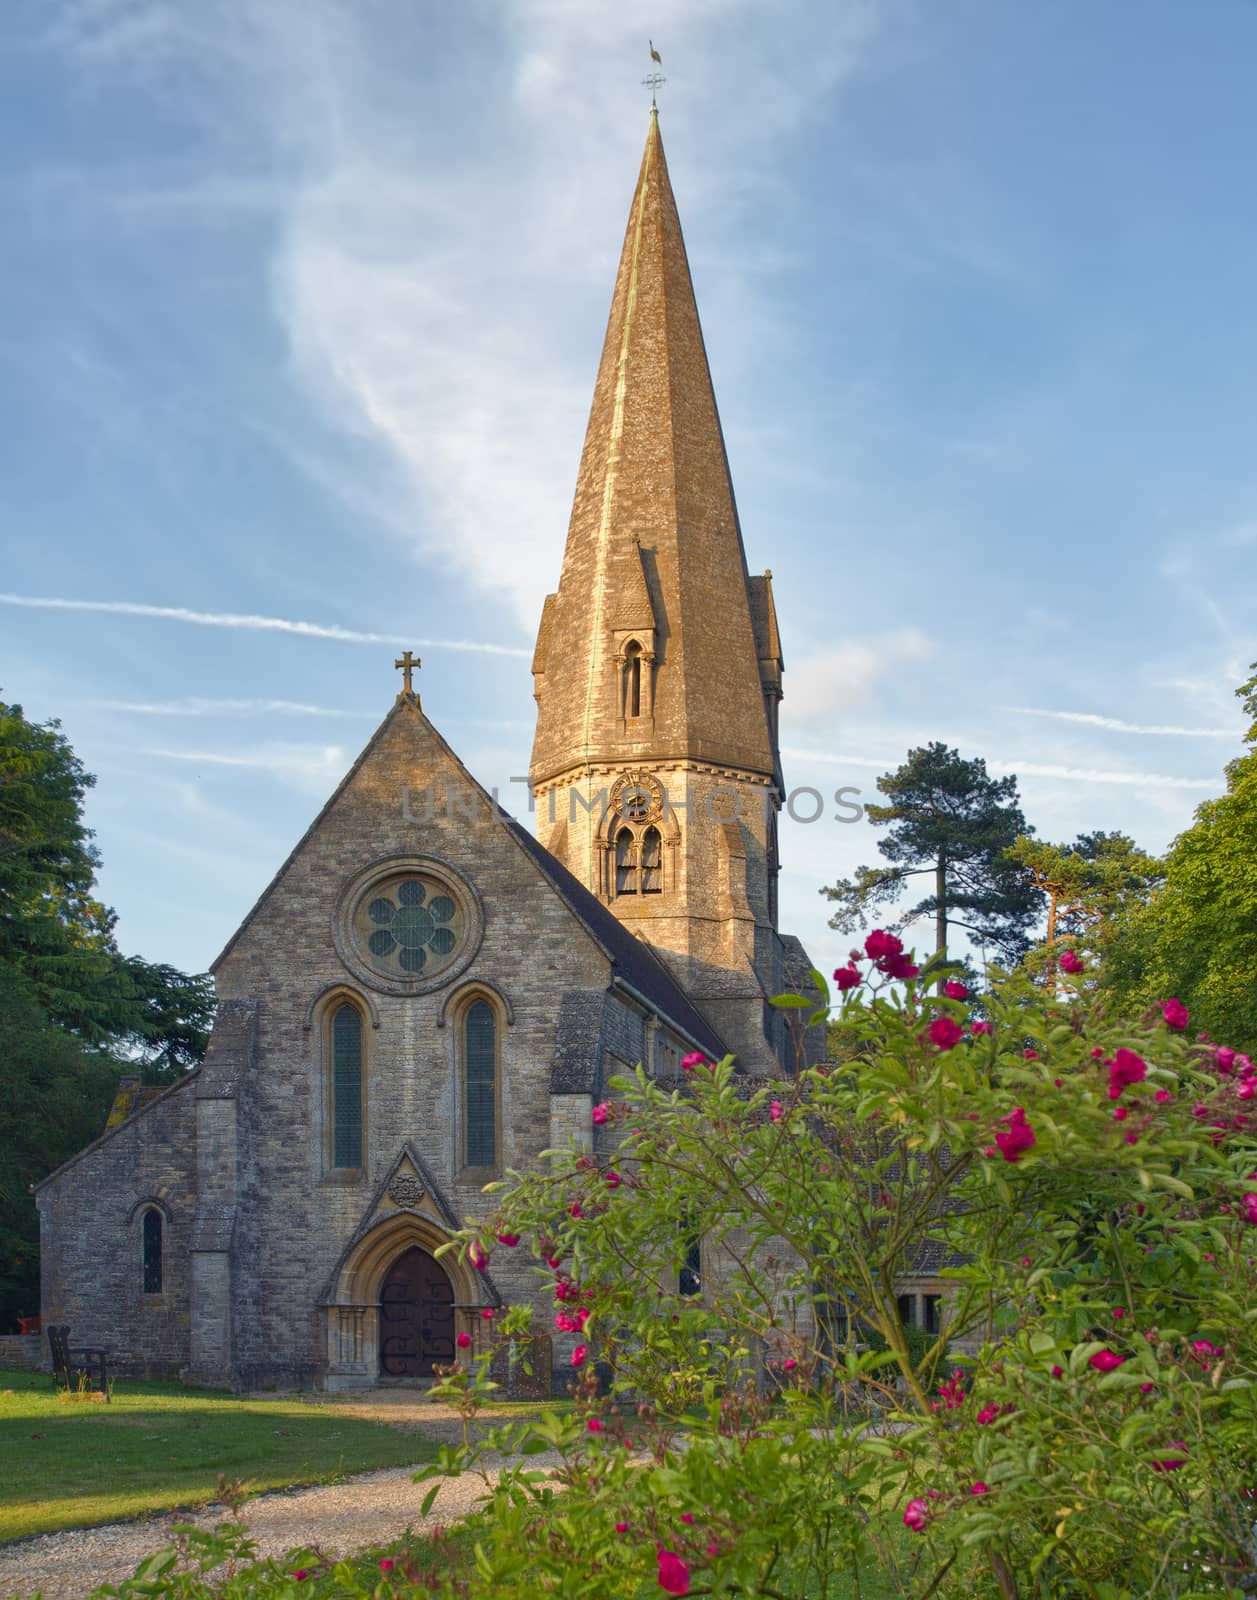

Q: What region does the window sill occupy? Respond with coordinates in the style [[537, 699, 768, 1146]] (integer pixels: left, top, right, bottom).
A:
[[321, 1168, 367, 1185]]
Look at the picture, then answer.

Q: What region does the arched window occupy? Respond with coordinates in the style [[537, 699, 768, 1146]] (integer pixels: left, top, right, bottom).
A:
[[615, 828, 638, 895], [624, 641, 642, 719], [641, 826, 662, 894], [464, 1000, 497, 1168], [142, 1208, 163, 1295], [332, 1002, 363, 1168]]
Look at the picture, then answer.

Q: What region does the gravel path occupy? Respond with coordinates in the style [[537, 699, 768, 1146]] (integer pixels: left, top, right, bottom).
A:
[[0, 1401, 561, 1600]]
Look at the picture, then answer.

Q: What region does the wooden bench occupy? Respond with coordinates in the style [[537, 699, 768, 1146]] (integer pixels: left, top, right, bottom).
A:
[[47, 1325, 110, 1402]]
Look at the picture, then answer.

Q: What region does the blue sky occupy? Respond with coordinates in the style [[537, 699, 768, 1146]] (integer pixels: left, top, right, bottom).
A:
[[2, 0, 1254, 984]]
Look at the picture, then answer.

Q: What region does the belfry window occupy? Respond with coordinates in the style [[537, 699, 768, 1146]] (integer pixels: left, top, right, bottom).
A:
[[641, 826, 662, 894], [141, 1208, 163, 1295], [464, 1000, 497, 1167], [615, 828, 638, 895], [332, 1002, 364, 1168], [624, 641, 642, 719]]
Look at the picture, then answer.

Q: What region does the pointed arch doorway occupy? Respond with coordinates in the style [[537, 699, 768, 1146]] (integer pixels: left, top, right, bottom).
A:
[[379, 1247, 456, 1377]]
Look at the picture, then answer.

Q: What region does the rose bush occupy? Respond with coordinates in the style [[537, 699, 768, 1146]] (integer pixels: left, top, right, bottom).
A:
[[103, 938, 1257, 1598]]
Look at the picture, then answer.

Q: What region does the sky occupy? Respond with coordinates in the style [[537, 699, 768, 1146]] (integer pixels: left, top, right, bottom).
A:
[[2, 0, 1255, 987]]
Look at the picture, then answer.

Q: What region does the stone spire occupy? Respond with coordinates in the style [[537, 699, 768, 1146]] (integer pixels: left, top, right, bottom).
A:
[[530, 109, 777, 787]]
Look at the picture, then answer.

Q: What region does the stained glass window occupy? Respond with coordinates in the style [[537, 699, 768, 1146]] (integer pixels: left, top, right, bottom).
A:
[[142, 1208, 163, 1295], [332, 1003, 363, 1168], [354, 874, 464, 980], [465, 1001, 496, 1167]]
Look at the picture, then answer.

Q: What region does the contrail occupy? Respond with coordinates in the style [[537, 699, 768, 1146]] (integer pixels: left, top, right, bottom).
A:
[[1007, 705, 1234, 738], [782, 747, 1217, 790], [0, 594, 531, 657], [90, 698, 374, 719]]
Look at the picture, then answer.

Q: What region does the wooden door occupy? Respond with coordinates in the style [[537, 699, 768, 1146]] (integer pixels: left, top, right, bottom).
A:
[[379, 1247, 456, 1377]]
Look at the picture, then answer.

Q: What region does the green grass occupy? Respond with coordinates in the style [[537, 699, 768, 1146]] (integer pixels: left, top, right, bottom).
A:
[[0, 1370, 439, 1543]]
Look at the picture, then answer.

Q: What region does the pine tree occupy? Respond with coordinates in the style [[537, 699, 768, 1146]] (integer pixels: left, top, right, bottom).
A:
[[822, 743, 1041, 968]]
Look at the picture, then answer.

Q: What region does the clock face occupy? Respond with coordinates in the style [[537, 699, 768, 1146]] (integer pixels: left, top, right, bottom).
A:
[[610, 771, 664, 823], [353, 873, 466, 980]]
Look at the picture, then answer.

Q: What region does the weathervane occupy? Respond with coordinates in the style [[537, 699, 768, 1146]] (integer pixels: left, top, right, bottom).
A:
[[642, 39, 665, 106]]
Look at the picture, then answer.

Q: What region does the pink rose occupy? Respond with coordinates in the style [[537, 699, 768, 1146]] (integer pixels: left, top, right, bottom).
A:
[[604, 1169, 622, 1189], [1089, 1350, 1126, 1372], [944, 980, 969, 1000], [1108, 1048, 1147, 1098], [657, 1549, 691, 1596], [496, 1232, 519, 1248], [865, 930, 903, 960], [379, 1558, 395, 1571], [571, 1344, 588, 1367], [680, 1052, 707, 1072], [970, 1482, 991, 1495], [1162, 997, 1190, 1029], [592, 1102, 610, 1125], [881, 951, 920, 980], [1059, 950, 1085, 974], [456, 1332, 471, 1349], [468, 1243, 489, 1272], [929, 1016, 964, 1052], [833, 964, 861, 991], [903, 1498, 929, 1532], [971, 1020, 992, 1036], [587, 1417, 603, 1433], [616, 1521, 628, 1533], [995, 1107, 1036, 1163], [769, 1100, 784, 1122]]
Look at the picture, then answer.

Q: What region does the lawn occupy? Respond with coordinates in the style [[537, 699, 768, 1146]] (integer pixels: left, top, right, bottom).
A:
[[0, 1370, 439, 1543]]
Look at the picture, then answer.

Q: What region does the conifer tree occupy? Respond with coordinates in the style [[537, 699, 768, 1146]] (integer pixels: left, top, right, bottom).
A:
[[822, 743, 1041, 967]]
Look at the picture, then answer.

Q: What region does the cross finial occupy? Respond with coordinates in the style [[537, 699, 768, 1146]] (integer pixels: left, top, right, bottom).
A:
[[394, 650, 421, 698], [642, 40, 665, 107]]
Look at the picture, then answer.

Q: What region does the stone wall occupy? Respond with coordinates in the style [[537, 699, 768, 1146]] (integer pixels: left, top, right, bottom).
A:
[[36, 1075, 197, 1378], [0, 1334, 44, 1372]]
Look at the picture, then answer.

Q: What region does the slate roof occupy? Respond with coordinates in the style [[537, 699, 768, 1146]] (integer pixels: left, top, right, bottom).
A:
[[504, 815, 727, 1060]]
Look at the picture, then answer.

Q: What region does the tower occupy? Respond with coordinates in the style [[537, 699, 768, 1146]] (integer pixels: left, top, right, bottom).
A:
[[529, 110, 793, 1072]]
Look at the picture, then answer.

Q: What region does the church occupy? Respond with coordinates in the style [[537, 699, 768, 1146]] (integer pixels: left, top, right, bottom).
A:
[[35, 109, 821, 1391]]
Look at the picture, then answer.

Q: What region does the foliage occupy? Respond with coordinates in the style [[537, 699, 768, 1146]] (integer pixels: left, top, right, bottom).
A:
[[0, 1371, 438, 1541], [823, 743, 1042, 967], [0, 700, 215, 1329], [1101, 665, 1257, 1052], [1006, 832, 1163, 951]]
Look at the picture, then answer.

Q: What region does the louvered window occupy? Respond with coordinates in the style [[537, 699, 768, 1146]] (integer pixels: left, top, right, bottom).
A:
[[465, 1000, 497, 1167], [142, 1208, 163, 1295], [642, 826, 662, 893], [332, 1003, 363, 1168], [615, 828, 638, 895]]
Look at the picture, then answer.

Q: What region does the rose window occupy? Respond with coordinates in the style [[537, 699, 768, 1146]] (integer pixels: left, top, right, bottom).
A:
[[352, 875, 464, 979]]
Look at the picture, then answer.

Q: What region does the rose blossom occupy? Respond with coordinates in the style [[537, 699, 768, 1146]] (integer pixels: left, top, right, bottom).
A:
[[930, 1016, 964, 1051], [865, 930, 903, 960], [1162, 997, 1190, 1029], [1108, 1048, 1147, 1098], [971, 1020, 992, 1036], [680, 1052, 707, 1072], [833, 964, 861, 991], [592, 1102, 610, 1125], [657, 1549, 691, 1597], [496, 1232, 519, 1247], [995, 1107, 1036, 1163], [903, 1499, 929, 1532], [944, 979, 969, 999], [457, 1332, 471, 1349], [1089, 1350, 1126, 1372], [1059, 950, 1085, 974], [571, 1344, 588, 1367]]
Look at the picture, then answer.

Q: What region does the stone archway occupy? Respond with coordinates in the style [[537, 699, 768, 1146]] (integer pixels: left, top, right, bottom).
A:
[[320, 1211, 486, 1390]]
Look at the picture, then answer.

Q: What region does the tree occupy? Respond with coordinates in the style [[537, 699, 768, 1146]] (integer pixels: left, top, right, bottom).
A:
[[822, 743, 1041, 968], [0, 699, 215, 1328], [1103, 663, 1257, 1049], [1006, 830, 1163, 948]]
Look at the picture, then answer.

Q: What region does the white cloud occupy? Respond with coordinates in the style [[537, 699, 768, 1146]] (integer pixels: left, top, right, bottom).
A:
[[1008, 706, 1235, 738], [90, 697, 375, 719], [0, 594, 529, 656], [785, 629, 932, 726], [143, 742, 351, 795], [782, 746, 1218, 790]]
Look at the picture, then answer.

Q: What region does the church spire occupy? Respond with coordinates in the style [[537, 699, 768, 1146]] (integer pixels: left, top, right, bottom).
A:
[[529, 110, 778, 788]]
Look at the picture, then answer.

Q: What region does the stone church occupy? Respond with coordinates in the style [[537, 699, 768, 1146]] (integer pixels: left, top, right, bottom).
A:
[[36, 110, 820, 1390]]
